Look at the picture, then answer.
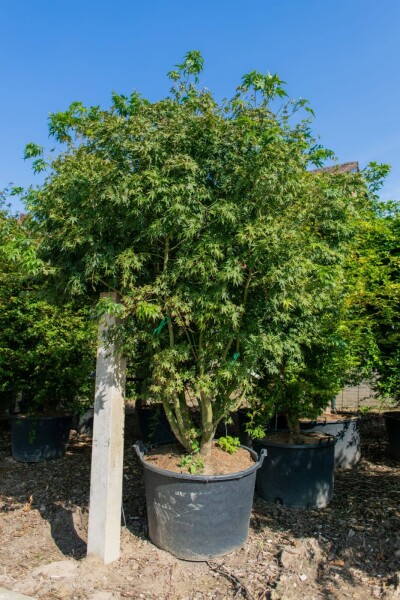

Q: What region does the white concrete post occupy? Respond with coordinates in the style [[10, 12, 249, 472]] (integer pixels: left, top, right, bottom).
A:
[[87, 292, 126, 564]]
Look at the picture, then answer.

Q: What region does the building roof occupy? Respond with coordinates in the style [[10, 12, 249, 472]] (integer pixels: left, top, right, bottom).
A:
[[313, 162, 359, 174]]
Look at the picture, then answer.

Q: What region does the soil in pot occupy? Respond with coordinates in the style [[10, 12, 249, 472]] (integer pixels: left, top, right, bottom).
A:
[[253, 431, 335, 509], [383, 411, 400, 460], [11, 414, 73, 462], [134, 441, 266, 560], [300, 413, 361, 469], [145, 442, 254, 475]]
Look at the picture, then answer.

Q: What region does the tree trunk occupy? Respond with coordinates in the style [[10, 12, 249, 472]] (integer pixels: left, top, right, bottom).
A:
[[199, 435, 214, 461], [199, 392, 215, 462], [286, 414, 302, 444], [161, 397, 192, 452]]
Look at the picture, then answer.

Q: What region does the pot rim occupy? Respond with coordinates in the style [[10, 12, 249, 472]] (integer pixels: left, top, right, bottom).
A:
[[254, 433, 336, 450], [301, 414, 359, 425], [383, 411, 400, 419], [10, 414, 73, 421], [134, 440, 266, 482]]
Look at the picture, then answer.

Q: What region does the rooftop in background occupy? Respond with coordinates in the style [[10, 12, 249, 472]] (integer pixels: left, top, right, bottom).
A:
[[315, 162, 359, 174]]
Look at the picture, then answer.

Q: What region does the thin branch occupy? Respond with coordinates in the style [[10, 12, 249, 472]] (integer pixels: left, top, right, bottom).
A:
[[221, 337, 235, 363], [236, 269, 253, 353], [160, 397, 191, 452], [167, 316, 174, 348], [162, 236, 175, 348], [206, 562, 255, 600], [98, 278, 123, 297], [198, 329, 204, 352], [213, 388, 246, 429], [163, 236, 170, 271], [175, 306, 198, 360]]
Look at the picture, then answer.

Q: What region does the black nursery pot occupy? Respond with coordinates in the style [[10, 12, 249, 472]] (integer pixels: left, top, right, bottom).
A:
[[136, 402, 176, 445], [300, 414, 361, 469], [134, 441, 266, 560], [11, 415, 73, 462], [383, 412, 400, 460], [253, 433, 335, 509]]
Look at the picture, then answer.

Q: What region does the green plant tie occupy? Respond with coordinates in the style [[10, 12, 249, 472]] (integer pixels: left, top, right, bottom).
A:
[[230, 352, 240, 364], [153, 316, 170, 337]]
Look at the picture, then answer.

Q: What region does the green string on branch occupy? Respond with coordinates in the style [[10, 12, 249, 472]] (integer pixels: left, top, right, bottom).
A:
[[230, 352, 240, 364], [153, 316, 170, 337]]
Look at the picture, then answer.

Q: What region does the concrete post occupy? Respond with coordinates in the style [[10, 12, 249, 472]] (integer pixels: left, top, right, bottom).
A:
[[87, 292, 126, 564]]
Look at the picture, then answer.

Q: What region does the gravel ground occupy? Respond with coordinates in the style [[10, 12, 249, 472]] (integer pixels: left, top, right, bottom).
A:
[[0, 413, 399, 599]]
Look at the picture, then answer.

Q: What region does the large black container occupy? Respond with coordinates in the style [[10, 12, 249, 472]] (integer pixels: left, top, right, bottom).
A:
[[300, 414, 361, 469], [136, 402, 176, 444], [254, 434, 335, 509], [134, 441, 266, 560], [11, 415, 73, 462], [383, 412, 400, 460]]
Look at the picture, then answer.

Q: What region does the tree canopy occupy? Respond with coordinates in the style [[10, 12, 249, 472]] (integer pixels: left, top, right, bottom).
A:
[[20, 52, 383, 457]]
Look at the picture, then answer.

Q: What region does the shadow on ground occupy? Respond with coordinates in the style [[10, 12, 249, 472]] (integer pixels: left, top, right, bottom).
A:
[[0, 412, 399, 599]]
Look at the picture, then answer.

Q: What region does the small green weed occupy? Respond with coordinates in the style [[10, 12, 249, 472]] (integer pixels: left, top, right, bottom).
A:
[[216, 436, 240, 454], [179, 453, 205, 474]]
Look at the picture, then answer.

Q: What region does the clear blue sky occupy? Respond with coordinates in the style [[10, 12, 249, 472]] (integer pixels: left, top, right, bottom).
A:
[[2, 0, 399, 212]]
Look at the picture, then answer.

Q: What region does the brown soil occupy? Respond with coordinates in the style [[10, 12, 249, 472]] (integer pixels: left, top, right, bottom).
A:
[[0, 413, 399, 599], [263, 431, 332, 445], [144, 442, 255, 476], [300, 413, 359, 424]]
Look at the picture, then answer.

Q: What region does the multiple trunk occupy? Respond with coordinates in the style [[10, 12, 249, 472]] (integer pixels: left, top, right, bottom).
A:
[[158, 237, 250, 463], [160, 392, 216, 459]]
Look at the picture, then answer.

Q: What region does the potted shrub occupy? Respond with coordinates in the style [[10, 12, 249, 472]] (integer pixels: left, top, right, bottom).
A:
[[0, 202, 96, 462], [23, 52, 374, 557], [249, 171, 395, 503], [250, 320, 367, 507], [251, 368, 338, 509], [337, 196, 400, 461], [4, 295, 96, 462]]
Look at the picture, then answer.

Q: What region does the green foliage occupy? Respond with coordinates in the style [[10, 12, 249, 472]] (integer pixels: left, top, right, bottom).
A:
[[342, 191, 400, 404], [23, 143, 43, 160], [179, 452, 205, 474], [20, 51, 373, 457], [247, 163, 392, 434], [168, 50, 204, 83], [248, 328, 351, 436], [0, 293, 96, 413], [0, 197, 96, 414], [216, 436, 240, 454], [358, 405, 372, 416]]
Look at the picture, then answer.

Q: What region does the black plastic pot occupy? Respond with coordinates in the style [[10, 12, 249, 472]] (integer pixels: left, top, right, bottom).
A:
[[253, 433, 335, 509], [383, 412, 400, 460], [11, 415, 73, 462], [300, 414, 361, 469], [237, 409, 288, 446], [136, 402, 176, 445], [134, 441, 267, 560]]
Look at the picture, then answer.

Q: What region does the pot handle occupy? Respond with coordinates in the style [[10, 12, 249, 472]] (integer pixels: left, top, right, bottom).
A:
[[133, 440, 146, 459], [258, 448, 267, 467]]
